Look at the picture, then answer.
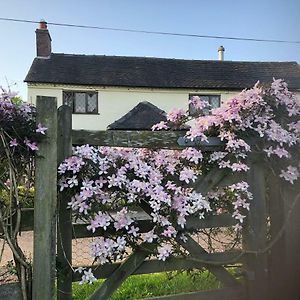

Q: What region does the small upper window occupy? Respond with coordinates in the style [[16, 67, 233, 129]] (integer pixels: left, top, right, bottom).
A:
[[63, 91, 98, 114], [189, 94, 220, 116]]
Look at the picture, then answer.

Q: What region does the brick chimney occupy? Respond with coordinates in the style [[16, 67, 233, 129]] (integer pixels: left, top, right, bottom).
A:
[[36, 20, 52, 58]]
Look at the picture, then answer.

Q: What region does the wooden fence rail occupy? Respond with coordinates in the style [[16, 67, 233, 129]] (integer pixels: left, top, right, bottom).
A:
[[14, 209, 237, 237]]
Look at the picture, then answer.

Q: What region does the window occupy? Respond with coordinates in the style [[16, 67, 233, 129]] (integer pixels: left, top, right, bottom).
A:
[[63, 91, 98, 114], [189, 94, 220, 116]]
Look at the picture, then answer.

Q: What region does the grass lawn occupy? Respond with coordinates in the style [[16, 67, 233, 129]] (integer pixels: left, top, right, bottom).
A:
[[72, 270, 220, 300]]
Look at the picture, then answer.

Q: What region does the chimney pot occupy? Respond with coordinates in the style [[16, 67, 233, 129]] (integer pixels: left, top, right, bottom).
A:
[[36, 19, 52, 58], [39, 19, 48, 29], [218, 45, 225, 61]]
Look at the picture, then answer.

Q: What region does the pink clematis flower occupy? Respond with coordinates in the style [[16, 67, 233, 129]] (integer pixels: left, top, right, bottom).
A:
[[36, 123, 48, 135], [280, 166, 300, 184], [9, 138, 18, 147], [24, 138, 38, 151], [152, 121, 168, 131]]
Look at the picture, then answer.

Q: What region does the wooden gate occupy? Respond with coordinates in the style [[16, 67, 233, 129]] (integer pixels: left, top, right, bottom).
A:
[[33, 97, 271, 300]]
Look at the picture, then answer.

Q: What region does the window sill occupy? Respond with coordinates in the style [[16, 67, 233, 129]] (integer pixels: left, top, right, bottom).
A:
[[72, 112, 100, 115]]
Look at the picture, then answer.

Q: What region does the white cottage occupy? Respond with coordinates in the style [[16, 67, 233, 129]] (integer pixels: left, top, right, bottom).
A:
[[25, 21, 300, 130]]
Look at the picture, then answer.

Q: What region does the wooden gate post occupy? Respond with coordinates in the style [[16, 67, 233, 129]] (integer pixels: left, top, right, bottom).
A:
[[244, 152, 268, 300], [33, 96, 57, 300], [57, 106, 73, 300], [268, 175, 286, 300], [281, 186, 300, 299]]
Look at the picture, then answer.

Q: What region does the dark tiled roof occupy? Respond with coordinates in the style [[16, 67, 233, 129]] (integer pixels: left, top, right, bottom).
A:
[[25, 53, 300, 90], [107, 101, 166, 130]]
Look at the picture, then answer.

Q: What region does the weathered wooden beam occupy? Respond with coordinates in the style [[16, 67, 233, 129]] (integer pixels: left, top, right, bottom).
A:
[[72, 251, 243, 281], [73, 257, 205, 281], [89, 244, 155, 300], [13, 209, 236, 238], [57, 106, 73, 300], [33, 96, 57, 300], [142, 286, 246, 300], [72, 213, 236, 239], [72, 130, 224, 150], [178, 235, 240, 287], [268, 174, 287, 300], [185, 213, 236, 231], [244, 153, 268, 300], [72, 217, 152, 238], [177, 136, 224, 150], [72, 129, 186, 149], [281, 186, 300, 299], [193, 167, 230, 195]]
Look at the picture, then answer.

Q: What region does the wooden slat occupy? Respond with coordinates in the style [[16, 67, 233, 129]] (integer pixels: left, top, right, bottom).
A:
[[217, 172, 247, 188], [89, 244, 155, 300], [244, 153, 268, 300], [193, 167, 230, 195], [72, 252, 242, 281], [281, 186, 300, 298], [178, 236, 240, 287], [72, 130, 224, 150], [57, 105, 73, 300], [73, 257, 204, 281], [72, 217, 152, 238], [72, 213, 236, 238], [142, 286, 246, 300], [177, 136, 224, 149], [13, 210, 236, 238], [72, 130, 186, 149], [185, 213, 235, 231], [33, 96, 57, 300], [268, 174, 286, 300]]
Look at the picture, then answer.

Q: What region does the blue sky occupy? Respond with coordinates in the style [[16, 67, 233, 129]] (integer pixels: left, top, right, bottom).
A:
[[0, 0, 299, 99]]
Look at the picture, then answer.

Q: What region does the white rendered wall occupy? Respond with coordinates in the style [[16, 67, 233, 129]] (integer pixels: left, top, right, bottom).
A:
[[27, 83, 244, 130]]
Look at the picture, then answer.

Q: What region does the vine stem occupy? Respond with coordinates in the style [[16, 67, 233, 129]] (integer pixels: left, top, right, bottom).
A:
[[0, 129, 31, 300], [0, 208, 28, 268]]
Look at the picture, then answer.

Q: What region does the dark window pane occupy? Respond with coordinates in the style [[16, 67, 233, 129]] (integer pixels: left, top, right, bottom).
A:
[[74, 93, 86, 113], [189, 105, 197, 116], [210, 96, 220, 108], [188, 94, 220, 116], [188, 95, 198, 116], [87, 93, 97, 113], [199, 96, 209, 103], [199, 96, 210, 115], [63, 92, 74, 107], [64, 91, 98, 114]]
